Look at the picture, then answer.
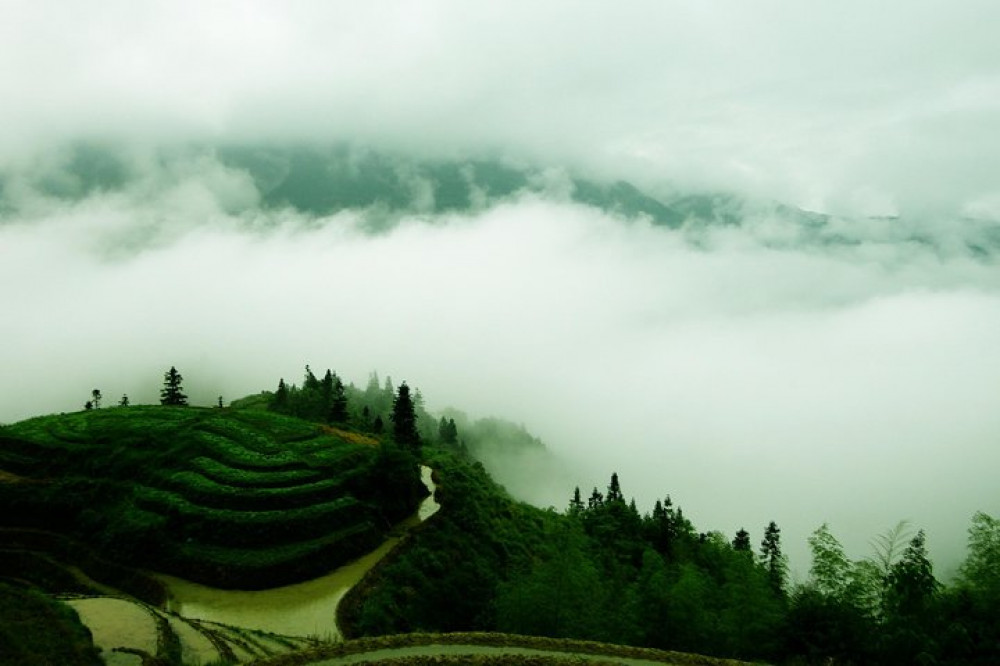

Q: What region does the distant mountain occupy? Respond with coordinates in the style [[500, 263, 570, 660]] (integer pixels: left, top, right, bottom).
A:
[[3, 142, 998, 257]]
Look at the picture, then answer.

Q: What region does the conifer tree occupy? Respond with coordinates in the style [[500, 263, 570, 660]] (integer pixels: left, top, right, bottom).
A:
[[91, 389, 102, 409], [759, 521, 788, 595], [607, 472, 623, 503], [733, 528, 752, 553], [303, 365, 319, 391], [328, 375, 349, 424], [390, 382, 420, 450], [271, 378, 289, 413], [569, 486, 585, 514], [160, 366, 188, 406]]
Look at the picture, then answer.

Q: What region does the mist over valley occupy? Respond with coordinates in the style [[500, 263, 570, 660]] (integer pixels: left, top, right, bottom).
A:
[[2, 4, 999, 663]]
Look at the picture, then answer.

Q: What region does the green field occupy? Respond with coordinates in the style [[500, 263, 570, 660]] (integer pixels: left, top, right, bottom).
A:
[[0, 406, 424, 591]]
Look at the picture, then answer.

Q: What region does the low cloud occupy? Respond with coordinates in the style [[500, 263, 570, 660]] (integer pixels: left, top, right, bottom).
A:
[[1, 160, 998, 574]]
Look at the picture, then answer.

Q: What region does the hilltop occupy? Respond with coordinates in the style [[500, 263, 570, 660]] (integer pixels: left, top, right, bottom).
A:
[[0, 405, 424, 592]]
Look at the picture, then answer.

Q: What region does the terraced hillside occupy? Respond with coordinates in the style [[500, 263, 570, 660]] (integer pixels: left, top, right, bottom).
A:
[[63, 594, 318, 665], [0, 406, 425, 591]]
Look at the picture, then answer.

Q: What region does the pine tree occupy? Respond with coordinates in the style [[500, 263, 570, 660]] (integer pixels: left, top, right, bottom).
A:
[[607, 472, 623, 503], [569, 486, 585, 515], [272, 378, 289, 412], [733, 528, 752, 553], [160, 366, 188, 406], [390, 382, 420, 450], [372, 414, 384, 434], [328, 375, 348, 424], [759, 521, 787, 595], [91, 389, 102, 409], [303, 365, 319, 391]]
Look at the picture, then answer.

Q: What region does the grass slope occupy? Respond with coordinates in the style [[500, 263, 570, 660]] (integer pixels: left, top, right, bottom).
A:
[[0, 405, 424, 590]]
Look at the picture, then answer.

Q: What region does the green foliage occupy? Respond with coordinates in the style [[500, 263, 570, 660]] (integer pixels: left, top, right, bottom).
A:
[[391, 382, 421, 450], [496, 520, 606, 639], [0, 584, 102, 666], [341, 448, 550, 637], [759, 520, 787, 596], [885, 529, 937, 619], [807, 522, 851, 599], [268, 366, 354, 426], [960, 511, 1000, 602], [159, 365, 188, 406], [0, 405, 421, 589]]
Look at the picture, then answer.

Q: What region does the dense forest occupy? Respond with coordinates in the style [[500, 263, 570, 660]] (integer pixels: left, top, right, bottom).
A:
[[250, 366, 999, 664], [1, 366, 998, 665]]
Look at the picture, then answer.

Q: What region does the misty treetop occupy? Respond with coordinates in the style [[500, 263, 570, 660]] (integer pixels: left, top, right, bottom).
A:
[[487, 471, 1000, 663], [263, 367, 441, 452]]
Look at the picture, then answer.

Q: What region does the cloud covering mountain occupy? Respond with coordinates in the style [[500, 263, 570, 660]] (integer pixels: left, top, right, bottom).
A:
[[2, 2, 999, 574]]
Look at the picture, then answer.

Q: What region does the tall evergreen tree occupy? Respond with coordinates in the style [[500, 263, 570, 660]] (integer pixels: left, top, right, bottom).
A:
[[328, 374, 349, 424], [759, 521, 787, 596], [303, 365, 320, 391], [733, 528, 752, 553], [91, 389, 102, 409], [607, 472, 624, 503], [271, 378, 289, 413], [568, 487, 585, 515], [390, 382, 420, 450], [160, 366, 188, 406]]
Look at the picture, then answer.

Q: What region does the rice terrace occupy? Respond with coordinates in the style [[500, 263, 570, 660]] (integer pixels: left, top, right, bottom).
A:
[[0, 370, 784, 666]]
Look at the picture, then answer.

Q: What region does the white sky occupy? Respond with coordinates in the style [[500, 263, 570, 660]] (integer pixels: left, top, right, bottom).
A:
[[1, 1, 999, 216]]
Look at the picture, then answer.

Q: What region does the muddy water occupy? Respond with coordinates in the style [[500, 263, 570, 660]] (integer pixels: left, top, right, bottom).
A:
[[159, 465, 439, 639]]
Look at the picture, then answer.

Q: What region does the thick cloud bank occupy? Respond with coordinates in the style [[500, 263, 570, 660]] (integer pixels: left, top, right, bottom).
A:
[[1, 154, 998, 574]]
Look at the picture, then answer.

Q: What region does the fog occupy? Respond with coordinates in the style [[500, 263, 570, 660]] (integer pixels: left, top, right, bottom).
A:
[[2, 2, 1000, 576]]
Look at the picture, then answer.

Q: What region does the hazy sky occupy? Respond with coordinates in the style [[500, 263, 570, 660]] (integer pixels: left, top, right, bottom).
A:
[[2, 2, 999, 574]]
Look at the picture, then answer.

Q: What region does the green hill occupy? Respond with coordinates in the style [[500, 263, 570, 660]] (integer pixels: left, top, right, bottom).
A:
[[0, 406, 424, 592]]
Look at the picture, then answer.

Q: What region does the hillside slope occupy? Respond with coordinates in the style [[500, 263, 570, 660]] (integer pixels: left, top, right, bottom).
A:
[[0, 406, 424, 590]]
